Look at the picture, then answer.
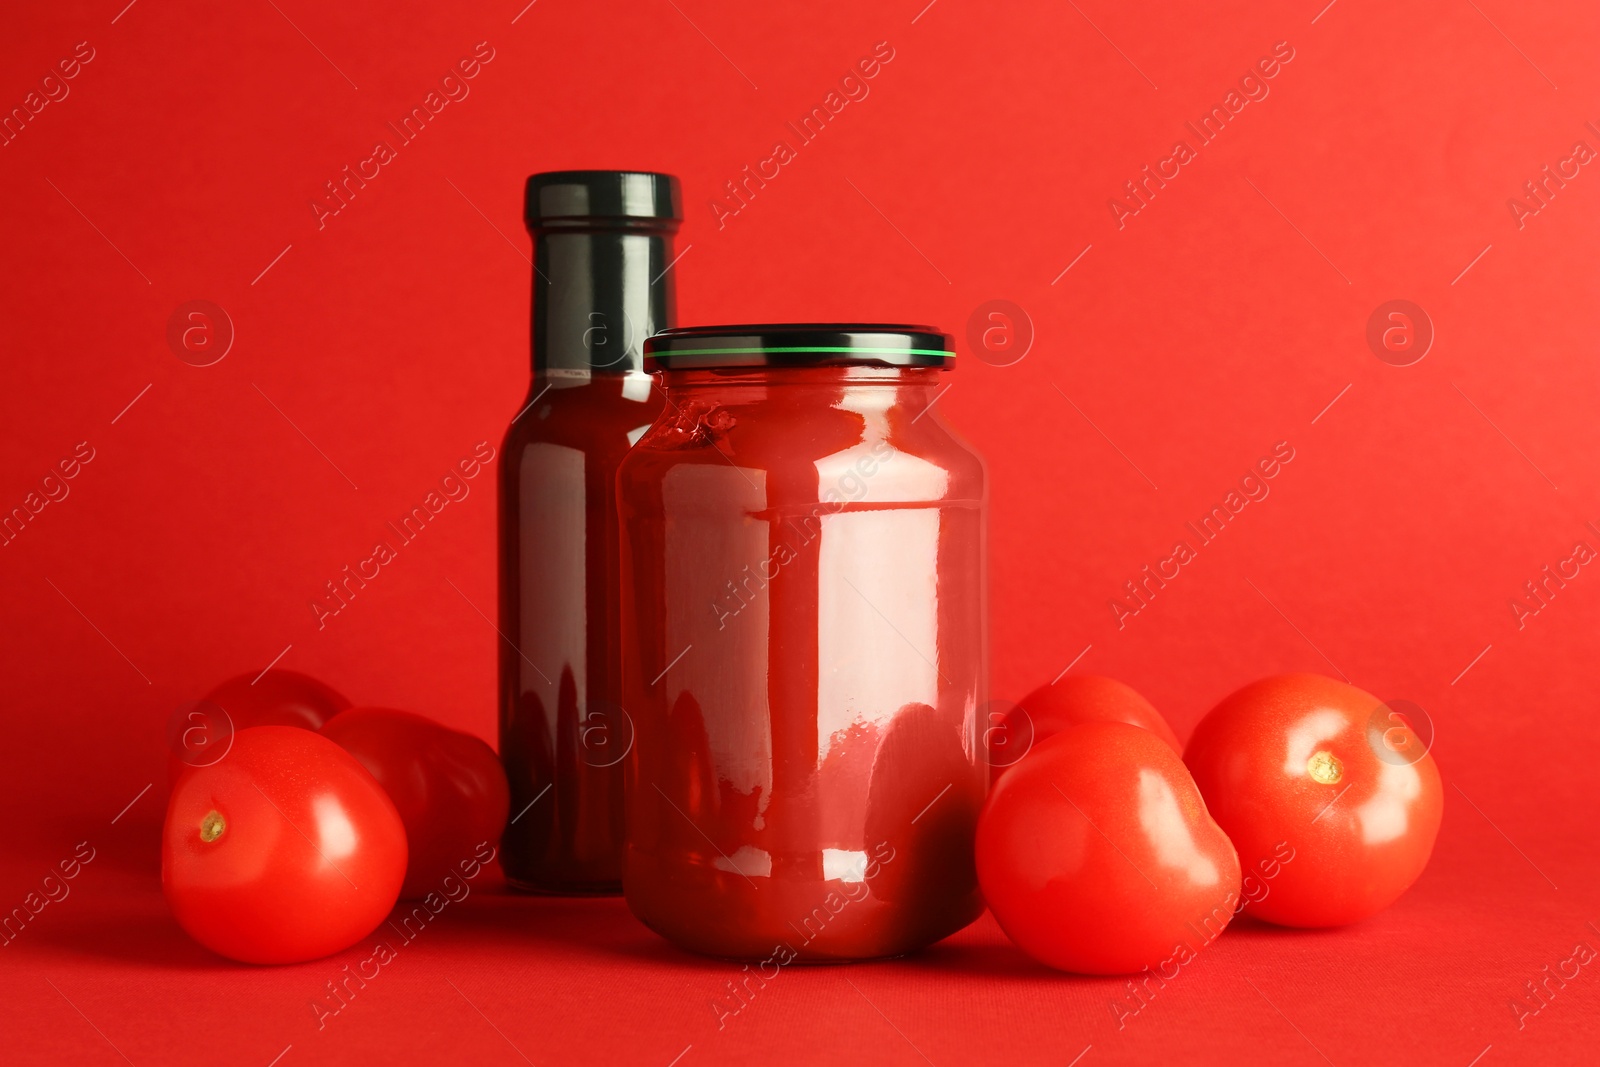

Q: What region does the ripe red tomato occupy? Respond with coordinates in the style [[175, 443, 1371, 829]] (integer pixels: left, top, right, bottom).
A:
[[207, 669, 349, 730], [1184, 673, 1443, 928], [320, 708, 509, 899], [168, 670, 349, 783], [977, 722, 1241, 974], [163, 726, 407, 964], [989, 675, 1181, 775]]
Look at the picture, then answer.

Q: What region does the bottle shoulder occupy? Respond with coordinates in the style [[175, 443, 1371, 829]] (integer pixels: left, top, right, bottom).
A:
[[502, 377, 662, 455]]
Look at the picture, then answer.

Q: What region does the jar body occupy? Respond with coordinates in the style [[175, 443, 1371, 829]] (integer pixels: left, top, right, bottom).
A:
[[617, 366, 986, 959]]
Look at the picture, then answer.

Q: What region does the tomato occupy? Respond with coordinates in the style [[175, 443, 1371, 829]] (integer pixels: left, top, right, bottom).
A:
[[1183, 673, 1443, 928], [162, 726, 407, 964], [206, 669, 349, 730], [168, 670, 349, 783], [977, 722, 1241, 974], [320, 708, 509, 899], [989, 675, 1181, 776]]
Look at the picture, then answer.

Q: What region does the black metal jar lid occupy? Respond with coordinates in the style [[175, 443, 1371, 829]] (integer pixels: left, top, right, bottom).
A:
[[644, 324, 954, 370]]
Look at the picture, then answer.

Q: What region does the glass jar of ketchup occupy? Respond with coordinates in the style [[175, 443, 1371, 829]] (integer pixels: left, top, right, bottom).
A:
[[498, 171, 678, 893], [617, 325, 987, 960]]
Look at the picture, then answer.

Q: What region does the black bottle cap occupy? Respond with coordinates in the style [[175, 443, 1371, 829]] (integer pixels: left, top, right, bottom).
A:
[[524, 171, 681, 229], [645, 324, 954, 370]]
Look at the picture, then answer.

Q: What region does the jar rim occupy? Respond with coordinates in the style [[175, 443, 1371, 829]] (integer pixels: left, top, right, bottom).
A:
[[645, 324, 954, 370]]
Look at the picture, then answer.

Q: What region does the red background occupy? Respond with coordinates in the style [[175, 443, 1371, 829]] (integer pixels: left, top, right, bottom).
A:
[[3, 0, 1598, 1063]]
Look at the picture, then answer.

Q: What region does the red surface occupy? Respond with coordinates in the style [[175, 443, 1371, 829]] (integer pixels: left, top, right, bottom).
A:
[[2, 0, 1597, 1063]]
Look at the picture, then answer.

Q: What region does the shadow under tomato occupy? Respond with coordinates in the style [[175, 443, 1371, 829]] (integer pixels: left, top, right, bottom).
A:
[[29, 908, 267, 972], [1222, 910, 1356, 939], [898, 937, 1139, 984]]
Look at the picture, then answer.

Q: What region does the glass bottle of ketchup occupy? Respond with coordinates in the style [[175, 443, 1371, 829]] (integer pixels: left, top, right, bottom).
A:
[[498, 171, 679, 893]]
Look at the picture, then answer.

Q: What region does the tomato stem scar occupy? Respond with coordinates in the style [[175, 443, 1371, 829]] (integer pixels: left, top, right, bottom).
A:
[[1307, 750, 1343, 785], [200, 810, 226, 843]]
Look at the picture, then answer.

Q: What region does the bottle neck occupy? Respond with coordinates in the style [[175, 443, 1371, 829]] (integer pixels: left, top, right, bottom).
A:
[[531, 226, 677, 376]]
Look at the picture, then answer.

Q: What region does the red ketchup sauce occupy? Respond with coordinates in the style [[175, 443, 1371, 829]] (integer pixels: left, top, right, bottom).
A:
[[618, 326, 987, 959], [498, 172, 677, 893]]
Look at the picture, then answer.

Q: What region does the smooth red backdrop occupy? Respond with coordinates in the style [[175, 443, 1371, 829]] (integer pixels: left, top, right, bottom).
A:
[[3, 1, 1597, 1064]]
